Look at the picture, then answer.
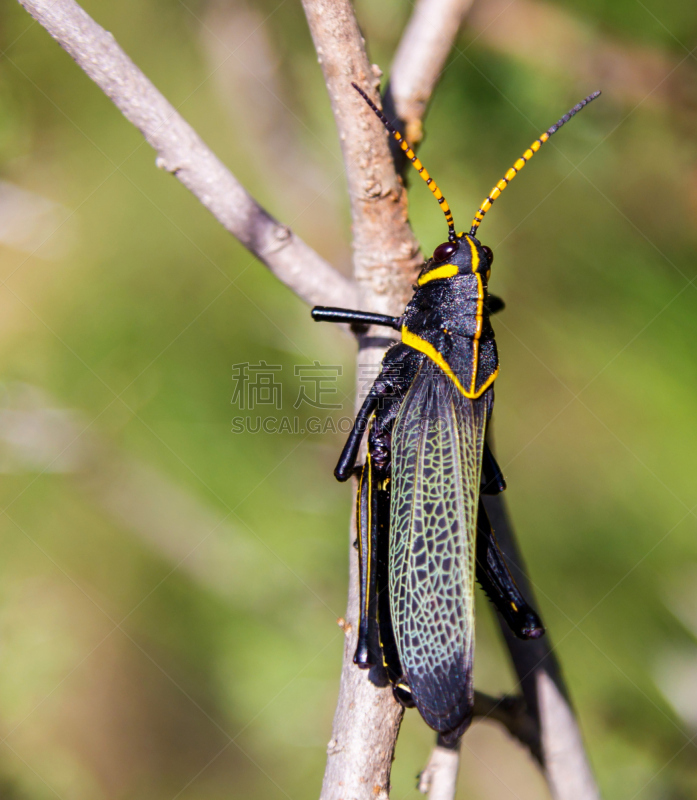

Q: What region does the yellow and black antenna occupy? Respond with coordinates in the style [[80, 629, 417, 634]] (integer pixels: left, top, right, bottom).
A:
[[352, 83, 459, 242], [469, 91, 601, 236]]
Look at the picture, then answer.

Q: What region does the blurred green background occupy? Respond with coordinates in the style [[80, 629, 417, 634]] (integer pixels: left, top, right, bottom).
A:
[[1, 0, 697, 797]]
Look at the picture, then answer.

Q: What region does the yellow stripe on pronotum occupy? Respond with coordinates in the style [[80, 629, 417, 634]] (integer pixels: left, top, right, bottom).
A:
[[401, 326, 498, 400], [417, 264, 459, 286], [465, 236, 480, 274]]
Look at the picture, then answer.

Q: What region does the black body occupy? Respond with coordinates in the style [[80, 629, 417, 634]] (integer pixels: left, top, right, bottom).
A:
[[313, 234, 544, 743], [311, 82, 600, 743]]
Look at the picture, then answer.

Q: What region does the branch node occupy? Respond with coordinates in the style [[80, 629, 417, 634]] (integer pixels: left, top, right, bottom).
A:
[[155, 155, 182, 174], [260, 224, 293, 256], [418, 744, 461, 797], [405, 119, 423, 146], [326, 738, 343, 756], [364, 180, 383, 198], [337, 617, 352, 635]]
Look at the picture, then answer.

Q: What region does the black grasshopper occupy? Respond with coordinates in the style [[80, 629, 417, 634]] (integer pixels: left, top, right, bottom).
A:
[[313, 84, 600, 743]]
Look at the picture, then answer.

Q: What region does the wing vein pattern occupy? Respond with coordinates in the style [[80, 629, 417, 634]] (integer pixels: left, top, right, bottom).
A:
[[389, 364, 487, 732]]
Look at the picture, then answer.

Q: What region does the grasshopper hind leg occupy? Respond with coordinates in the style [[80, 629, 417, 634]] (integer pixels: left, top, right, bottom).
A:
[[353, 455, 413, 699], [354, 393, 415, 703], [476, 500, 544, 640], [353, 459, 382, 670]]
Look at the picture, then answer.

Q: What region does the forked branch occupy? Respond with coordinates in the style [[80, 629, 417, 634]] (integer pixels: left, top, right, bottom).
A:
[[15, 0, 600, 797]]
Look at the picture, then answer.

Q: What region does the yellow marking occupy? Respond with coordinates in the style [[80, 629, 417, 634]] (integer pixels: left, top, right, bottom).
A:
[[356, 460, 365, 606], [354, 83, 458, 236], [511, 602, 518, 612], [466, 236, 480, 274], [356, 466, 364, 533], [390, 122, 456, 235], [474, 274, 484, 339], [476, 366, 499, 396], [470, 272, 485, 394], [402, 326, 469, 396], [469, 128, 556, 232], [468, 96, 597, 233], [402, 325, 496, 398], [417, 263, 458, 285], [365, 450, 372, 616]]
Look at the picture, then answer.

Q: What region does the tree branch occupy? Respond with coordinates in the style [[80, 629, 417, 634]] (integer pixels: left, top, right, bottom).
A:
[[15, 0, 355, 310], [418, 691, 539, 799], [16, 1, 601, 797], [389, 0, 475, 144], [300, 3, 425, 798], [418, 742, 461, 800], [483, 490, 601, 800], [301, 0, 422, 316]]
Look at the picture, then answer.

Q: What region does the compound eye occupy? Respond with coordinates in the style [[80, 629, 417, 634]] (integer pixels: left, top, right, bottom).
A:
[[432, 241, 458, 262], [480, 245, 494, 266]]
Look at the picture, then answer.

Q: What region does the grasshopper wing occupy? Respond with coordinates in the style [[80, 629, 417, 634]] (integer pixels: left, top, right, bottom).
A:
[[390, 365, 488, 739]]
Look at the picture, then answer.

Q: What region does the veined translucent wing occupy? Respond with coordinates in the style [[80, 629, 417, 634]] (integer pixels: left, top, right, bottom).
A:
[[389, 363, 488, 736]]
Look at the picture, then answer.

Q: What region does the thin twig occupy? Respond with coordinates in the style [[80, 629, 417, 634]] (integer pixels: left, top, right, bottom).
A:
[[199, 0, 344, 241], [418, 742, 461, 800], [15, 0, 355, 310], [301, 0, 422, 315], [389, 0, 475, 144], [483, 489, 601, 800]]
